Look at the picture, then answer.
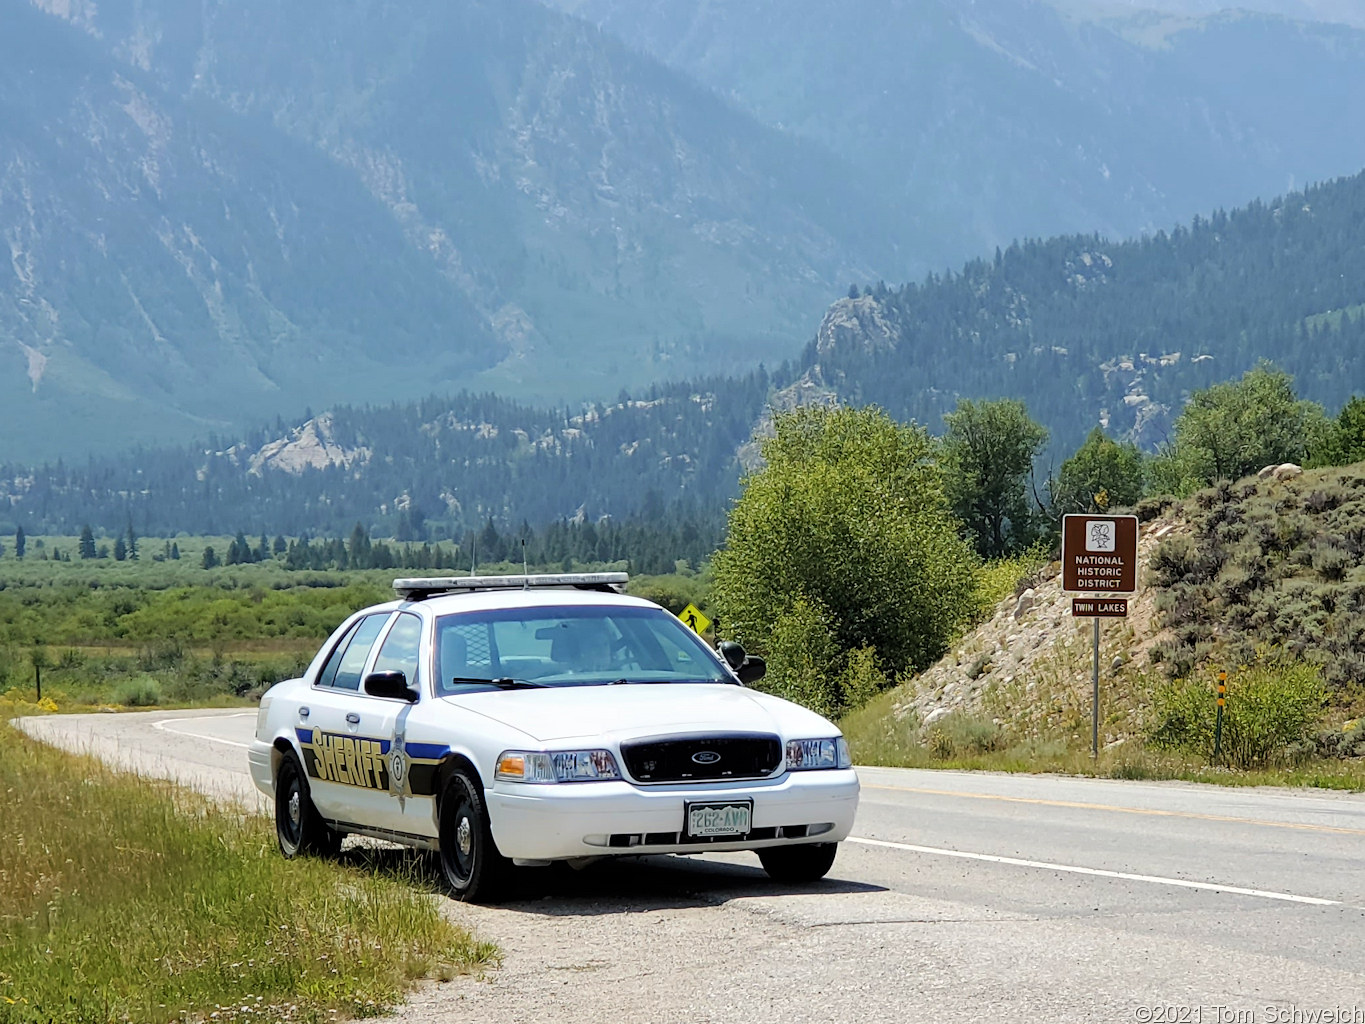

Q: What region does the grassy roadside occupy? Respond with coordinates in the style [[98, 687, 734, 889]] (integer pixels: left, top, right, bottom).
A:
[[841, 687, 1365, 792], [0, 724, 497, 1024]]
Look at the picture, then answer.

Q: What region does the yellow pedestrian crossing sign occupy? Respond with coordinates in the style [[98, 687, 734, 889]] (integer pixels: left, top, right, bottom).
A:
[[679, 603, 712, 635]]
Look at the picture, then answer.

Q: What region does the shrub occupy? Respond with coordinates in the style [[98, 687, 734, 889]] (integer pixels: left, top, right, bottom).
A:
[[112, 675, 163, 707], [837, 646, 888, 713], [759, 597, 844, 719], [974, 548, 1050, 620], [1134, 494, 1177, 523], [925, 713, 1004, 760], [1151, 535, 1198, 587], [1149, 651, 1326, 768], [1314, 719, 1365, 759]]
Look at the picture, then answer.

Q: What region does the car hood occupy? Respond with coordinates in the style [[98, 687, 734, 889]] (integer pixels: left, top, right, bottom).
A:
[[440, 683, 836, 744]]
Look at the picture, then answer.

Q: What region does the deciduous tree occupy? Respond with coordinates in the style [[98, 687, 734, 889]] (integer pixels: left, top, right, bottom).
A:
[[713, 405, 977, 715], [1053, 428, 1144, 515], [940, 399, 1049, 558], [1149, 364, 1329, 494]]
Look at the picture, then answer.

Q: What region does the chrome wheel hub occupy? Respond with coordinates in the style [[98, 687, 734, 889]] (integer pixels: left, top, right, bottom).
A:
[[288, 789, 301, 829], [456, 816, 473, 857]]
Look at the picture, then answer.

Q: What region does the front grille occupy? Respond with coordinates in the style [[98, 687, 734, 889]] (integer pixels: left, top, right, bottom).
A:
[[620, 732, 782, 783], [606, 825, 820, 848]]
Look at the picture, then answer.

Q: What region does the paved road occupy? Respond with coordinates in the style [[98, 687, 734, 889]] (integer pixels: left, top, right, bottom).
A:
[[16, 710, 1365, 1023]]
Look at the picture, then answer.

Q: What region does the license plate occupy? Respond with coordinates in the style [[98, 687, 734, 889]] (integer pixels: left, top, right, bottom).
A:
[[685, 800, 752, 839]]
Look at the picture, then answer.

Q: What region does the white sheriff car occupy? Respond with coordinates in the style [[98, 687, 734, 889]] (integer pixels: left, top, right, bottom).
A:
[[249, 573, 860, 901]]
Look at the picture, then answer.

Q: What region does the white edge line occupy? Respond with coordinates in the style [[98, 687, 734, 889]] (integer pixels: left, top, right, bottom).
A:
[[848, 836, 1340, 907], [151, 714, 254, 750]]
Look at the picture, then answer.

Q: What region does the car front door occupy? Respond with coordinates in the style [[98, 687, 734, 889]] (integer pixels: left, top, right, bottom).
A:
[[362, 610, 429, 835]]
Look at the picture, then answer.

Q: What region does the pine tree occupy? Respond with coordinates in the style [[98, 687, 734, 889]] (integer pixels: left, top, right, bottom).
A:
[[79, 525, 97, 560], [114, 536, 128, 561], [14, 526, 24, 560], [348, 523, 371, 569]]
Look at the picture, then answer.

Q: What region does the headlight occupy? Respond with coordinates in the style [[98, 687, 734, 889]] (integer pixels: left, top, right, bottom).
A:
[[786, 737, 852, 771], [495, 749, 621, 783]]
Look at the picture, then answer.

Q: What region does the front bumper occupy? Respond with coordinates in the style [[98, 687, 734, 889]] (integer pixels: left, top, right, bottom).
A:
[[486, 768, 859, 860]]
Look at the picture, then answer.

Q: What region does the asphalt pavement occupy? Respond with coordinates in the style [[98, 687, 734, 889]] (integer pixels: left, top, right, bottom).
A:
[[15, 709, 1365, 1023]]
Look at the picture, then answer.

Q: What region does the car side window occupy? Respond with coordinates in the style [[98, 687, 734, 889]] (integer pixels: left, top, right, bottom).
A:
[[371, 612, 422, 693], [315, 619, 361, 688], [327, 613, 391, 692]]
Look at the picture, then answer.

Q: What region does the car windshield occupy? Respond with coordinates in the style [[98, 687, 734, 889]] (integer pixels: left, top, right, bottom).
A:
[[433, 605, 731, 694]]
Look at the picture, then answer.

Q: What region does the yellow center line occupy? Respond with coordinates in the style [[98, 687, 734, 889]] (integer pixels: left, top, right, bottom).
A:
[[861, 783, 1365, 836]]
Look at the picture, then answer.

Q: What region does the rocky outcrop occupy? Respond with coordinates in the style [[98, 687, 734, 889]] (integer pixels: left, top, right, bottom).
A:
[[811, 295, 901, 360], [248, 414, 370, 476], [738, 295, 895, 470]]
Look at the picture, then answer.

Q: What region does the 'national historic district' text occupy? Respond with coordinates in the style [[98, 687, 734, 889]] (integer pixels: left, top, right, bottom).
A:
[[1071, 554, 1128, 588]]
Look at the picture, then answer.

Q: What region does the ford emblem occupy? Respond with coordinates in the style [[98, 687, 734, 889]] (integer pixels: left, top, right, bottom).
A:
[[691, 750, 722, 765]]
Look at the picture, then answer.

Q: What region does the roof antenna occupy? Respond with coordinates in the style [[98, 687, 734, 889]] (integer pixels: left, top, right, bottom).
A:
[[522, 538, 529, 587]]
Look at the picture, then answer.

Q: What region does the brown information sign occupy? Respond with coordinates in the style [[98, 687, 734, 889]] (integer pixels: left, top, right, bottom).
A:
[[1072, 598, 1129, 618], [1062, 514, 1139, 595]]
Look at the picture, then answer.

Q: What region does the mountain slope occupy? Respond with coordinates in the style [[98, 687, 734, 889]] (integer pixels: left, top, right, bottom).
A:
[[0, 0, 497, 456], [1, 0, 897, 461], [548, 0, 1365, 264], [7, 170, 1365, 536], [792, 170, 1365, 454]]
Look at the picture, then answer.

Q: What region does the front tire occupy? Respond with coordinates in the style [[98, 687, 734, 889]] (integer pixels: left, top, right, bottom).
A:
[[758, 842, 838, 882], [275, 751, 341, 858], [437, 769, 511, 902]]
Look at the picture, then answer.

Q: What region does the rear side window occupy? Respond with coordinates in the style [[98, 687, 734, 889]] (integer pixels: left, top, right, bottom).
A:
[[315, 620, 361, 688], [321, 613, 390, 691], [371, 612, 423, 692]]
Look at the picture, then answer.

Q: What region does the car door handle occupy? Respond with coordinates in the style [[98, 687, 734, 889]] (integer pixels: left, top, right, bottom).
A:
[[346, 712, 361, 724], [298, 707, 310, 718]]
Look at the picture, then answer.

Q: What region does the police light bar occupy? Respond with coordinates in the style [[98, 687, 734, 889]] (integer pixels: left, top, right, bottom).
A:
[[393, 573, 629, 600]]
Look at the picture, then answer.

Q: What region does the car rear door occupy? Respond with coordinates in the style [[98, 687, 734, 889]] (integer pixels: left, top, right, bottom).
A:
[[296, 611, 394, 825]]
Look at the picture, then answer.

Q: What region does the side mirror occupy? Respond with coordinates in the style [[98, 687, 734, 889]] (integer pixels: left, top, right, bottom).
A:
[[717, 641, 766, 685], [718, 641, 747, 671], [364, 670, 419, 703], [737, 655, 766, 685]]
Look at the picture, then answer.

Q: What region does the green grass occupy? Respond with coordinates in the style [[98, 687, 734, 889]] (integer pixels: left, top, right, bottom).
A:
[[0, 723, 498, 1023], [840, 689, 1365, 792]]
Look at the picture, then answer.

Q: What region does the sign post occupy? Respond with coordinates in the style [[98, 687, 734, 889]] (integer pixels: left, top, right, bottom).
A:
[[1063, 514, 1140, 759]]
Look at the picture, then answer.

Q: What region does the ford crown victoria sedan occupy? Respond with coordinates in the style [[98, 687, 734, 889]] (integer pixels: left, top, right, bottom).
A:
[[249, 573, 860, 901]]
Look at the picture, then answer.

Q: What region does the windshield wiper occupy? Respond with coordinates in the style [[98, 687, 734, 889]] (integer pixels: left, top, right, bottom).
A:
[[449, 676, 549, 690]]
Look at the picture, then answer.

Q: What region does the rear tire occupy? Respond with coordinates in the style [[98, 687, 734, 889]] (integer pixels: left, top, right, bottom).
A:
[[275, 751, 342, 858], [437, 769, 511, 902], [758, 842, 838, 882]]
